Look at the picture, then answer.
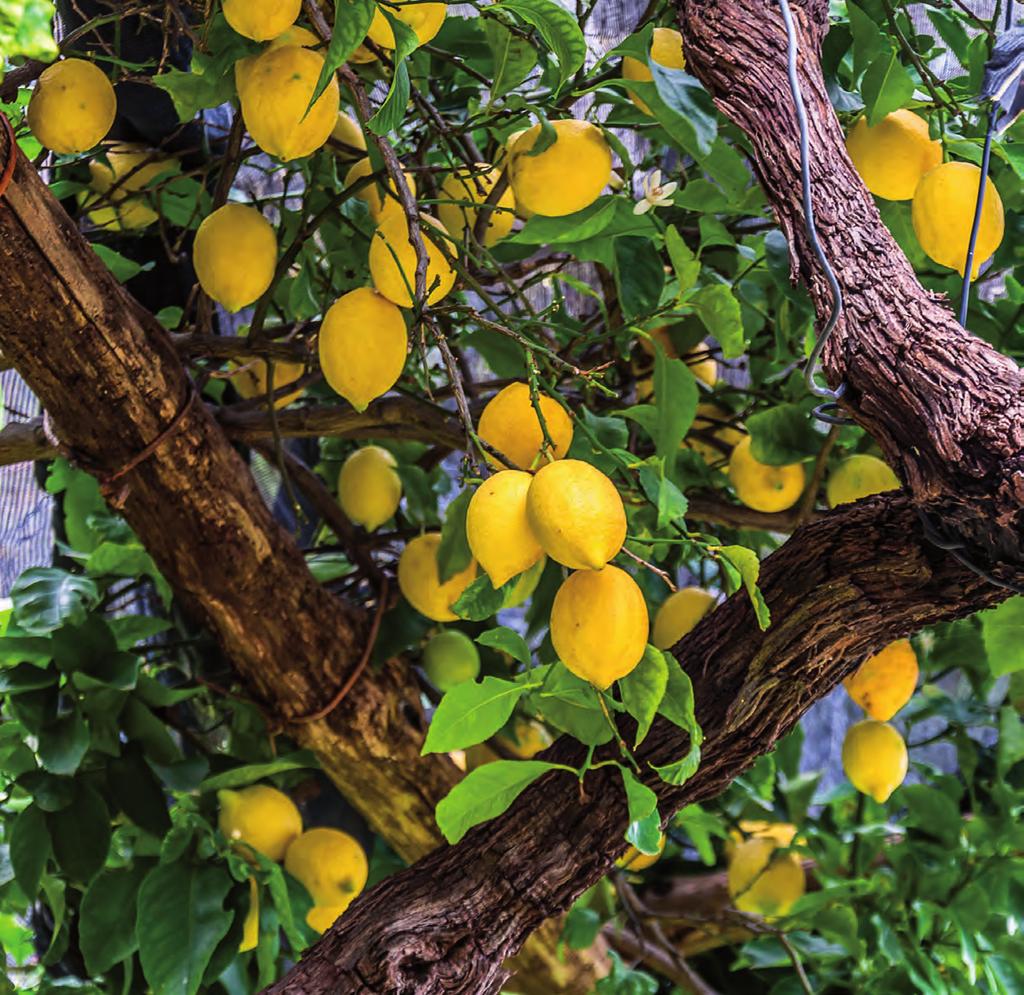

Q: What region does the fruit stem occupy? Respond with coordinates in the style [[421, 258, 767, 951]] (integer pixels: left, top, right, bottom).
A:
[[595, 689, 640, 773]]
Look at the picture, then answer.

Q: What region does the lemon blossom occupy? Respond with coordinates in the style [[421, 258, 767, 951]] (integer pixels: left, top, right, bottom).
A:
[[634, 169, 678, 214]]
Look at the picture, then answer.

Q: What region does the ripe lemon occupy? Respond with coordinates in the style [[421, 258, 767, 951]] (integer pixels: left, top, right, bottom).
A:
[[842, 719, 908, 803], [422, 629, 481, 691], [616, 833, 666, 871], [344, 157, 417, 223], [826, 453, 900, 508], [728, 436, 805, 513], [682, 403, 744, 464], [398, 532, 477, 621], [622, 27, 686, 114], [550, 565, 649, 688], [223, 0, 301, 40], [843, 639, 918, 721], [724, 820, 799, 860], [437, 164, 516, 247], [912, 161, 1004, 276], [845, 110, 941, 201], [284, 827, 368, 929], [652, 586, 716, 650], [477, 382, 573, 471], [239, 878, 259, 953], [332, 112, 367, 158], [319, 288, 408, 410], [508, 119, 612, 217], [497, 716, 552, 758], [727, 837, 805, 917], [366, 1, 447, 48], [82, 145, 178, 230], [338, 446, 402, 530], [466, 471, 545, 588], [368, 213, 455, 307], [527, 460, 626, 571], [194, 204, 277, 313], [231, 358, 305, 408], [268, 25, 320, 50], [218, 785, 302, 862], [27, 59, 116, 154], [239, 45, 340, 161], [502, 555, 546, 608]]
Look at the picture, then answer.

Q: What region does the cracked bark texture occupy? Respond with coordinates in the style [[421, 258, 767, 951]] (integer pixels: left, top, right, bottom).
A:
[[0, 127, 600, 995]]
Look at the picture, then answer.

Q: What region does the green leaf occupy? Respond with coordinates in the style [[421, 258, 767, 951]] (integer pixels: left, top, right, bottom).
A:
[[0, 0, 57, 59], [80, 864, 150, 975], [619, 767, 660, 854], [435, 760, 569, 844], [652, 351, 698, 464], [511, 198, 618, 245], [718, 545, 770, 630], [982, 597, 1024, 676], [861, 44, 915, 125], [653, 654, 703, 786], [493, 0, 586, 93], [747, 403, 822, 466], [311, 0, 377, 105], [998, 706, 1024, 777], [619, 645, 668, 747], [10, 804, 50, 898], [196, 752, 319, 792], [614, 236, 666, 321], [108, 615, 172, 649], [648, 62, 717, 157], [108, 745, 172, 836], [0, 632, 52, 667], [437, 490, 474, 583], [529, 663, 613, 746], [422, 676, 532, 754], [897, 784, 962, 846], [91, 244, 150, 283], [47, 782, 110, 883], [136, 861, 233, 995], [10, 568, 100, 635], [484, 17, 538, 101], [37, 706, 89, 775], [665, 224, 700, 294], [367, 14, 419, 135], [692, 284, 744, 359], [637, 462, 689, 530], [452, 574, 509, 621], [562, 905, 603, 950], [476, 626, 532, 669]]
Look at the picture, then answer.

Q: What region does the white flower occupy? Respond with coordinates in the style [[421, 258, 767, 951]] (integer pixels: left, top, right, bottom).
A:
[[633, 169, 678, 215]]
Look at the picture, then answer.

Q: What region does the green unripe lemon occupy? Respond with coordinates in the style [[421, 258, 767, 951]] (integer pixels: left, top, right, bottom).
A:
[[422, 630, 481, 692]]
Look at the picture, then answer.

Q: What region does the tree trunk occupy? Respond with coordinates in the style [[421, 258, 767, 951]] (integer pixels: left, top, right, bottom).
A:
[[264, 0, 1023, 990], [0, 125, 602, 994]]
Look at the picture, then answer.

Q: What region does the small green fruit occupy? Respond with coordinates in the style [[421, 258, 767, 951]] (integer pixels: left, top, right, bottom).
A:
[[422, 630, 481, 692]]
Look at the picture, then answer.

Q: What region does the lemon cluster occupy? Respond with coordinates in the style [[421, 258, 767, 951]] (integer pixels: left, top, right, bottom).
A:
[[216, 784, 369, 947]]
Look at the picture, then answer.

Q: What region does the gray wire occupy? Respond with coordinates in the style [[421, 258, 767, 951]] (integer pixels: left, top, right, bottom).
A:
[[777, 0, 847, 408]]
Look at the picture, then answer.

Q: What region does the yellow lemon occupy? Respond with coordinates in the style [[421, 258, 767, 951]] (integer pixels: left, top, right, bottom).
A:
[[284, 828, 368, 915], [338, 446, 402, 530], [502, 555, 547, 608], [332, 112, 367, 158], [239, 45, 340, 161], [616, 833, 666, 871], [231, 358, 305, 408], [239, 878, 259, 953], [728, 437, 805, 513], [477, 382, 573, 471], [268, 25, 320, 50], [306, 905, 351, 933], [218, 785, 302, 862], [398, 532, 477, 622], [344, 157, 417, 223], [496, 716, 552, 758], [842, 719, 908, 803], [422, 629, 480, 691], [683, 403, 744, 465], [845, 110, 942, 201], [27, 59, 116, 154], [366, 1, 447, 48], [193, 204, 277, 312], [912, 161, 1004, 277], [652, 586, 716, 650], [319, 287, 408, 410], [466, 471, 545, 588], [82, 145, 178, 231], [727, 837, 805, 917], [437, 164, 516, 247], [550, 566, 649, 688], [223, 0, 301, 41], [369, 213, 455, 307], [826, 453, 900, 508], [843, 639, 918, 722], [622, 27, 686, 114], [508, 119, 612, 217], [527, 460, 626, 571], [724, 820, 800, 860]]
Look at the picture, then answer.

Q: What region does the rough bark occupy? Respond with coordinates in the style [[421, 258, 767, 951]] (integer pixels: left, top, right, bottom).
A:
[[0, 128, 600, 993], [265, 1, 1024, 991]]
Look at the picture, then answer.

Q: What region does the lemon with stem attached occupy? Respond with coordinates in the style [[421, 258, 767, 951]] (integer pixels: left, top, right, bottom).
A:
[[369, 213, 455, 307], [477, 382, 573, 471]]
